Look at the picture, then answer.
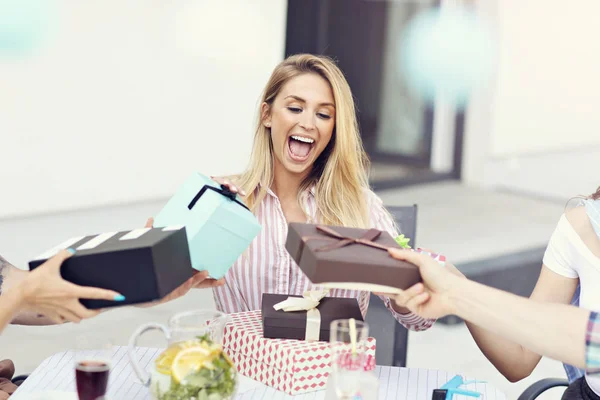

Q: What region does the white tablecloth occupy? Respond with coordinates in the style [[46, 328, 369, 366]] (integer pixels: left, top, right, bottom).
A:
[[11, 346, 506, 400]]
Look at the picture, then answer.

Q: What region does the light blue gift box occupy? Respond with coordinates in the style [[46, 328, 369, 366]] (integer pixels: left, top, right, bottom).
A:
[[153, 173, 261, 279]]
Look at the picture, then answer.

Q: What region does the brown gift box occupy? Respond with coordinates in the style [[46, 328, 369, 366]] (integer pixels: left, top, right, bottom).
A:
[[285, 223, 421, 294], [261, 293, 363, 342]]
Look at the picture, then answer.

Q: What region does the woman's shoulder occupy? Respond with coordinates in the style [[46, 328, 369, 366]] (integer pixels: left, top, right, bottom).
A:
[[564, 202, 600, 256], [565, 206, 590, 234], [361, 188, 399, 230]]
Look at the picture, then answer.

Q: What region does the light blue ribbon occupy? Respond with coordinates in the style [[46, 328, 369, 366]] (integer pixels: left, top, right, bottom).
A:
[[441, 375, 485, 400]]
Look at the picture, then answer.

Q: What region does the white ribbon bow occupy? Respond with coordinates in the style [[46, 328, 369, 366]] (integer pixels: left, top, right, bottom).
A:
[[273, 289, 330, 342]]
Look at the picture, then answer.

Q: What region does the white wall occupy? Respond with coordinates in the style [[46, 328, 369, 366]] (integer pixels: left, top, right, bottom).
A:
[[0, 0, 287, 219], [463, 0, 600, 200], [490, 0, 600, 157]]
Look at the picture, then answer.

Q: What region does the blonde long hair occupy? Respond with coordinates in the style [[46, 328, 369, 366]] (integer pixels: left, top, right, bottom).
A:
[[235, 54, 373, 228]]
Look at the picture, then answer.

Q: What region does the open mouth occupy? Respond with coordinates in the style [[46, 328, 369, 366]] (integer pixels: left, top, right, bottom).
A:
[[287, 135, 315, 162]]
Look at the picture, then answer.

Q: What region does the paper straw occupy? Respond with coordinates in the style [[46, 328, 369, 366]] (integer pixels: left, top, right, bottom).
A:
[[349, 318, 357, 356]]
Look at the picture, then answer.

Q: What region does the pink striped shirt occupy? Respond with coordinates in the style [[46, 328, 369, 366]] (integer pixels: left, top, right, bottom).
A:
[[212, 185, 435, 331]]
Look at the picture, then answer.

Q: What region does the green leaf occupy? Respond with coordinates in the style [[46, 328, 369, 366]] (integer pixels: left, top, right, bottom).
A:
[[395, 234, 412, 249], [196, 334, 214, 344], [156, 352, 237, 400]]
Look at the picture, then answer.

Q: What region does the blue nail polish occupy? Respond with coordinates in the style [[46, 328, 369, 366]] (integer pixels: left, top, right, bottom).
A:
[[114, 294, 126, 301], [67, 248, 76, 255]]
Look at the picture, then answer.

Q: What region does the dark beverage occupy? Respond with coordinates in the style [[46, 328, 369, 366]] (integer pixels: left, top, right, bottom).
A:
[[75, 360, 110, 400]]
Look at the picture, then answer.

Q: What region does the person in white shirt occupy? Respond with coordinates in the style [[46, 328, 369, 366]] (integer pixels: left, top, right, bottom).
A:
[[393, 186, 600, 400]]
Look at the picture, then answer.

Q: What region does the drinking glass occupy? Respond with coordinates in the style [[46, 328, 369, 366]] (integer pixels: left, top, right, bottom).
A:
[[329, 319, 370, 399], [74, 335, 114, 400]]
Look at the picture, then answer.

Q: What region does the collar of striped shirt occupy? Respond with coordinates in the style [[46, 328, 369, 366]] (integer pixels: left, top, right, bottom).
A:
[[262, 183, 316, 197]]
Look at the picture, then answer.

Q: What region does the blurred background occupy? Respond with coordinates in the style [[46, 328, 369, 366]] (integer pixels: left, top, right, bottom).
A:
[[2, 0, 600, 398]]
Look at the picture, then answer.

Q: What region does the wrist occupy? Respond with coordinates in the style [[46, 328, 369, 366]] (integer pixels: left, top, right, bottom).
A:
[[445, 275, 470, 316], [4, 284, 26, 310], [19, 276, 38, 308]]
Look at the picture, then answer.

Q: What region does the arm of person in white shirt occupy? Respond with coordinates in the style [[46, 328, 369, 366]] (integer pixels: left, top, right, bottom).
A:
[[389, 248, 593, 370]]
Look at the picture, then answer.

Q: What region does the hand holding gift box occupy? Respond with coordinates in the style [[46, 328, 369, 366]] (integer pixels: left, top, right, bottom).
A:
[[29, 226, 194, 309], [152, 172, 262, 279], [285, 223, 445, 295]]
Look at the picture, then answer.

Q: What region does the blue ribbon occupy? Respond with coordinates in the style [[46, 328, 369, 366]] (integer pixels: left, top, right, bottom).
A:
[[440, 375, 485, 400]]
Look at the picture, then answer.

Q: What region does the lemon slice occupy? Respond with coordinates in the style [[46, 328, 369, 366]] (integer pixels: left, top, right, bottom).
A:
[[171, 347, 211, 384], [154, 340, 203, 375]]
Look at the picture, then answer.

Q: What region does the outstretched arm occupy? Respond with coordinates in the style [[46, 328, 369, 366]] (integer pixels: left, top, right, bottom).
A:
[[0, 255, 57, 325]]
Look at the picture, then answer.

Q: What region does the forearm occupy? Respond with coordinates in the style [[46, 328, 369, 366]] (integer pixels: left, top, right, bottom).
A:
[[0, 254, 58, 326], [10, 309, 57, 325], [449, 279, 589, 369], [0, 254, 10, 295], [0, 254, 26, 295], [466, 320, 541, 381], [0, 287, 24, 332]]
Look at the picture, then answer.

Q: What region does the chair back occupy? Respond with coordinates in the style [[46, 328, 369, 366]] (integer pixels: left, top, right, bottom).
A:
[[365, 204, 418, 367]]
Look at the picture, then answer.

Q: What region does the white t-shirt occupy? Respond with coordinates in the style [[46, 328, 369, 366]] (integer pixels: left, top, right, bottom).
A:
[[543, 203, 600, 394]]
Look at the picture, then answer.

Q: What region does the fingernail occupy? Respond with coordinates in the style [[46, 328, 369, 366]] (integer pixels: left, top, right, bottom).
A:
[[113, 294, 126, 301], [67, 248, 76, 255], [241, 190, 247, 196]]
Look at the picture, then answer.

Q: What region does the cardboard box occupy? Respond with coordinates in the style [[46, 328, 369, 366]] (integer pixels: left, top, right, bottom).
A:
[[153, 172, 261, 279], [261, 293, 363, 342], [29, 226, 193, 309], [223, 310, 376, 395], [285, 223, 421, 294]]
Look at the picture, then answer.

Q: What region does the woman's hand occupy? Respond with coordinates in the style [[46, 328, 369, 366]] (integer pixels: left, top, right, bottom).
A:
[[387, 248, 464, 319], [376, 247, 463, 314], [20, 249, 125, 324], [137, 270, 225, 308], [210, 176, 246, 196]]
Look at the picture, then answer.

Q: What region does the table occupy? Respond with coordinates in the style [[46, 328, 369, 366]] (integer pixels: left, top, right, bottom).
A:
[[12, 346, 506, 399]]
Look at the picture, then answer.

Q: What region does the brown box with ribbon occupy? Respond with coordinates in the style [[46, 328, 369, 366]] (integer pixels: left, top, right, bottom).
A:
[[285, 223, 422, 294], [261, 292, 363, 341]]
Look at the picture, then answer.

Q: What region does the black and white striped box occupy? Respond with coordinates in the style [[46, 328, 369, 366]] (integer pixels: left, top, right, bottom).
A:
[[28, 226, 193, 309]]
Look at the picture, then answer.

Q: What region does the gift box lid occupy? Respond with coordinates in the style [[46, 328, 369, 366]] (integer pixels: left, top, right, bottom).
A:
[[261, 293, 363, 330], [285, 223, 421, 294], [153, 172, 262, 278]]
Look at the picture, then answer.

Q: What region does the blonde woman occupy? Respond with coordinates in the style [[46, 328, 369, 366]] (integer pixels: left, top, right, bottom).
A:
[[211, 54, 434, 331]]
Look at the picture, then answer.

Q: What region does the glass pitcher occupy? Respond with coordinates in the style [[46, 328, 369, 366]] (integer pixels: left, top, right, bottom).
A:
[[128, 309, 237, 400]]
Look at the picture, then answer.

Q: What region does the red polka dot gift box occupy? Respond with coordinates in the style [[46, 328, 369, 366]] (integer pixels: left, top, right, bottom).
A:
[[222, 310, 376, 395]]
